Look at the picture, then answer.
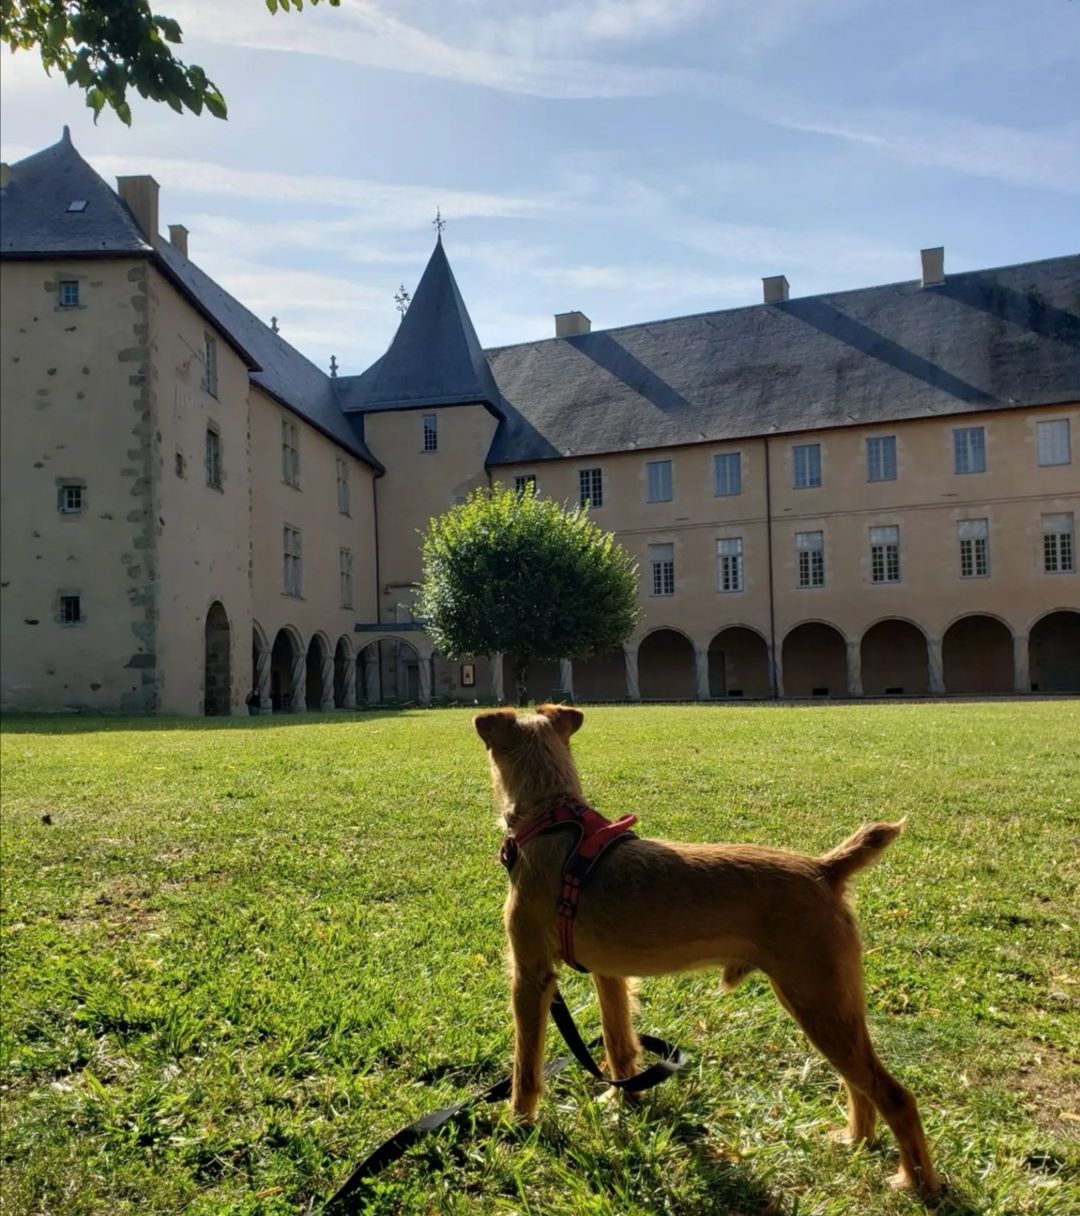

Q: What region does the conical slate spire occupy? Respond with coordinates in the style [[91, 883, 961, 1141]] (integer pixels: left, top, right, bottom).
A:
[[339, 239, 501, 412]]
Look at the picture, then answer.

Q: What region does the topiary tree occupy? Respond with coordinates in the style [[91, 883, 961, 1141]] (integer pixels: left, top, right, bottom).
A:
[[416, 483, 640, 704]]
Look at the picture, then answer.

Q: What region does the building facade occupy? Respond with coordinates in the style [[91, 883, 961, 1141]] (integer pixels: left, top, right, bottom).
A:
[[2, 131, 1078, 714]]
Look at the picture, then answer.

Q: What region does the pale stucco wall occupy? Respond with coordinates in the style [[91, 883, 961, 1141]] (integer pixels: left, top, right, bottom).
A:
[[149, 265, 254, 716], [495, 402, 1080, 697], [249, 386, 377, 709], [0, 258, 160, 712]]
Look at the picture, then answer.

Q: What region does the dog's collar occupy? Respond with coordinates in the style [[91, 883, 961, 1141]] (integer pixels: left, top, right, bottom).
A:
[[499, 797, 638, 972]]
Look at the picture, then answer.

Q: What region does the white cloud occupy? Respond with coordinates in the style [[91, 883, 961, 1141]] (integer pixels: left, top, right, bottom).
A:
[[168, 0, 708, 100], [777, 110, 1080, 197]]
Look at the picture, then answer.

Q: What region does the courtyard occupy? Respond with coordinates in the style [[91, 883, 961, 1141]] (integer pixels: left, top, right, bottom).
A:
[[1, 703, 1077, 1214]]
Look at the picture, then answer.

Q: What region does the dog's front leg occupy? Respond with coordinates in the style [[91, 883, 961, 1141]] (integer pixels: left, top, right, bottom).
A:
[[594, 974, 643, 1093], [510, 961, 557, 1121]]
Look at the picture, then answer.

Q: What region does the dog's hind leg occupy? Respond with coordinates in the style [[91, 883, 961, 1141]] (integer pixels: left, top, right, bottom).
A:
[[510, 961, 557, 1121], [593, 974, 643, 1091], [768, 968, 940, 1197]]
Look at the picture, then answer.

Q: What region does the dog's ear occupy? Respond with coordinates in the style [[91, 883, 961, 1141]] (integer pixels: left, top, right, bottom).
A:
[[536, 703, 584, 743], [474, 708, 519, 750]]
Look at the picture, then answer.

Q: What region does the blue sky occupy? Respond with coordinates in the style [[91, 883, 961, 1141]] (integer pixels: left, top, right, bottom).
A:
[[2, 0, 1077, 376]]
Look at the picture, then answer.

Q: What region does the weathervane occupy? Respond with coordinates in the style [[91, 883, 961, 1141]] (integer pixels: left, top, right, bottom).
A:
[[433, 206, 446, 238], [394, 284, 411, 319]]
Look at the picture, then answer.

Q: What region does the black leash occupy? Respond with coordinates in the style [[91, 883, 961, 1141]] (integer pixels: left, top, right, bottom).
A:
[[324, 987, 687, 1213]]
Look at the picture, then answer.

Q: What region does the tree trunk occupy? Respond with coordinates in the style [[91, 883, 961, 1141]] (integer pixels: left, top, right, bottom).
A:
[[515, 658, 529, 706]]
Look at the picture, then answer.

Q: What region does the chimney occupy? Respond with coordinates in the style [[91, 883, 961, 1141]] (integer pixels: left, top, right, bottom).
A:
[[0, 163, 10, 190], [762, 275, 789, 304], [116, 175, 160, 242], [920, 246, 945, 287], [168, 224, 189, 257], [555, 310, 591, 338]]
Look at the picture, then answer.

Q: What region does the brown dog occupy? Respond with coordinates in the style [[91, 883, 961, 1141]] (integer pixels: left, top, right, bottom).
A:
[[475, 703, 940, 1197]]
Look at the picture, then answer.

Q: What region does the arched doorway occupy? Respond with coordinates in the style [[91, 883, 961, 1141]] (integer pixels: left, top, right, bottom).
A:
[[943, 615, 1013, 694], [251, 622, 270, 712], [270, 628, 299, 712], [707, 626, 771, 698], [333, 637, 354, 708], [861, 619, 929, 695], [204, 601, 231, 716], [306, 634, 329, 711], [1029, 610, 1080, 692], [638, 629, 696, 700], [574, 649, 627, 702], [782, 622, 846, 698], [357, 638, 423, 705]]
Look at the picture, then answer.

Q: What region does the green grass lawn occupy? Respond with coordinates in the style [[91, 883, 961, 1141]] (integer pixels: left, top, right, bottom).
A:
[[1, 703, 1078, 1215]]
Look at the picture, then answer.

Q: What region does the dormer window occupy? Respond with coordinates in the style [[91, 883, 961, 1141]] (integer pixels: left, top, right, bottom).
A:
[[67, 200, 88, 213], [59, 281, 79, 308]]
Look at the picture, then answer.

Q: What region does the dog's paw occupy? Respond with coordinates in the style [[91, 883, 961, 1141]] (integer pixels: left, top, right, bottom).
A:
[[888, 1168, 943, 1200]]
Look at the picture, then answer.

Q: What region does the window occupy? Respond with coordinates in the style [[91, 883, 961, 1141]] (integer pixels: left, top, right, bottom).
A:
[[649, 543, 675, 596], [175, 451, 186, 478], [205, 428, 221, 488], [793, 443, 822, 488], [796, 530, 825, 587], [283, 525, 303, 596], [336, 457, 350, 515], [866, 435, 897, 482], [340, 547, 353, 609], [59, 594, 81, 625], [579, 467, 603, 508], [958, 519, 989, 578], [423, 414, 438, 452], [58, 280, 79, 308], [514, 473, 537, 496], [1042, 513, 1075, 574], [58, 483, 83, 514], [646, 459, 672, 503], [202, 334, 218, 398], [717, 537, 744, 593], [281, 419, 300, 487], [67, 200, 88, 213], [713, 451, 742, 497], [870, 525, 901, 584], [1037, 419, 1071, 467], [953, 426, 986, 474]]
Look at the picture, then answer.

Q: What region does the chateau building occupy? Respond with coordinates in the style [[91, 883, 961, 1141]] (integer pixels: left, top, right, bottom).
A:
[[2, 130, 1078, 715]]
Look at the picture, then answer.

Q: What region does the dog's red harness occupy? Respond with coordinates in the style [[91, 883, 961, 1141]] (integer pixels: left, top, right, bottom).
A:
[[499, 796, 637, 973]]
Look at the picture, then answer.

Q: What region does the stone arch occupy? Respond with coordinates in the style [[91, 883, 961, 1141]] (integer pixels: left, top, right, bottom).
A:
[[251, 621, 270, 712], [270, 626, 303, 712], [1028, 610, 1080, 692], [782, 620, 847, 698], [942, 614, 1013, 695], [333, 636, 355, 708], [638, 627, 696, 700], [708, 625, 771, 698], [203, 600, 231, 716], [356, 635, 428, 705], [574, 649, 628, 702], [306, 631, 332, 711], [860, 618, 929, 696]]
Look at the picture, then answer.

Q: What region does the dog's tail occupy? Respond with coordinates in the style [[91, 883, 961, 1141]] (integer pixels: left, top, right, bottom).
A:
[[819, 820, 905, 889]]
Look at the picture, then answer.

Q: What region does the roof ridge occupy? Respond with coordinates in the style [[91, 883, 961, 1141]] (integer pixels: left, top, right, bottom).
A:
[[481, 252, 1080, 357]]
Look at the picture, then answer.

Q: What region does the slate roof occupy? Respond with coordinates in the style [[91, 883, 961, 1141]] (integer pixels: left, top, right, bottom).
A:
[[0, 127, 150, 256], [484, 254, 1080, 464], [1, 131, 376, 467], [335, 237, 501, 415]]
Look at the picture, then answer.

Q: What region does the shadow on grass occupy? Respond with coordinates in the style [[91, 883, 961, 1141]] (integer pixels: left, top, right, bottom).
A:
[[0, 708, 458, 734]]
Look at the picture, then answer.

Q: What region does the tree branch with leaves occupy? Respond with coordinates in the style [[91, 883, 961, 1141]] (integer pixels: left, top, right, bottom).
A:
[[0, 0, 339, 125]]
